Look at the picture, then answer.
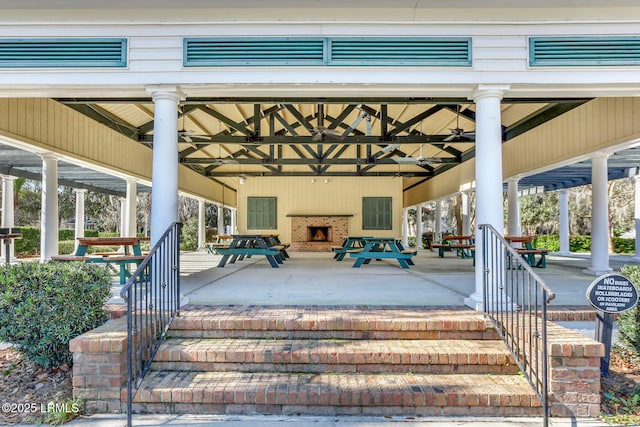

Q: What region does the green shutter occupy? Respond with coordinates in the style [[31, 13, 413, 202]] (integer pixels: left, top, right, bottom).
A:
[[328, 38, 472, 66], [363, 197, 392, 230], [184, 38, 325, 66], [0, 38, 127, 68], [530, 36, 640, 66], [247, 197, 277, 230]]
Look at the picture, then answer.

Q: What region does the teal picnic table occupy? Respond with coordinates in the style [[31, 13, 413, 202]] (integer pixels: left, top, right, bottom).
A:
[[349, 237, 417, 269], [216, 234, 287, 268], [506, 236, 549, 268], [332, 236, 372, 261], [51, 236, 149, 284]]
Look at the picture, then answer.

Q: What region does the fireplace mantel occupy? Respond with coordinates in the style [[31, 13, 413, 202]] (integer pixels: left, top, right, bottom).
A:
[[287, 214, 353, 217]]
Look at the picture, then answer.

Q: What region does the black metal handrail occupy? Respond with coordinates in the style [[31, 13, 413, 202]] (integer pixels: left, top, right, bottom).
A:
[[479, 224, 555, 427], [119, 222, 182, 427]]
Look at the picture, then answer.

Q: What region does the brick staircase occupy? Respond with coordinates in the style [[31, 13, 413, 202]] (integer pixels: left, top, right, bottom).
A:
[[130, 305, 543, 416]]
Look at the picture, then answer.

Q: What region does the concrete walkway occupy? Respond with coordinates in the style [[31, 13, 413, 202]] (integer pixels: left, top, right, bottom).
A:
[[174, 249, 638, 308]]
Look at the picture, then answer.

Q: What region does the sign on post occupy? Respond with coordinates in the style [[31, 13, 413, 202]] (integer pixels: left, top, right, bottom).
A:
[[585, 273, 639, 376]]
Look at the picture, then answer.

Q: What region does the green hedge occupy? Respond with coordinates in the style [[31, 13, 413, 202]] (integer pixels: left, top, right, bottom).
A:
[[0, 261, 112, 368], [532, 234, 635, 254], [14, 228, 124, 257]]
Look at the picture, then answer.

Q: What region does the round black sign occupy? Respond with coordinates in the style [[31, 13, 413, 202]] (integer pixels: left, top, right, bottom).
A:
[[586, 273, 639, 314]]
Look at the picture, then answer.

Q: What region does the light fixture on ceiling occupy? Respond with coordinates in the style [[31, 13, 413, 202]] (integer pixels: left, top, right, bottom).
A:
[[239, 176, 246, 185]]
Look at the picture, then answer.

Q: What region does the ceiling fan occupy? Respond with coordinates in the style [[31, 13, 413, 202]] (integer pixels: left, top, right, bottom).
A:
[[311, 126, 344, 141], [178, 108, 212, 143], [443, 105, 475, 142], [391, 145, 447, 166]]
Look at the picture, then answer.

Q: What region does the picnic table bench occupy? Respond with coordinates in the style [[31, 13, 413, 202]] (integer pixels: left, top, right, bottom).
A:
[[216, 234, 289, 268], [332, 236, 372, 261], [349, 237, 417, 269], [50, 236, 149, 283], [431, 235, 475, 259], [205, 235, 233, 254], [506, 236, 549, 268]]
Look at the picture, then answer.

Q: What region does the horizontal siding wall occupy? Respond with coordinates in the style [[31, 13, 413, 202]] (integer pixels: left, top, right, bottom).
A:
[[0, 98, 230, 205], [238, 176, 403, 244], [502, 97, 640, 178]]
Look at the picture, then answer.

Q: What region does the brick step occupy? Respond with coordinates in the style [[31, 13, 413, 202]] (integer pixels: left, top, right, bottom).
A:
[[151, 338, 519, 374], [131, 371, 542, 416], [172, 305, 498, 340]]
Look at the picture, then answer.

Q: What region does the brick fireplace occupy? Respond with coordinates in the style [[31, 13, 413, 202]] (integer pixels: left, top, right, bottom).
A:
[[288, 214, 352, 252]]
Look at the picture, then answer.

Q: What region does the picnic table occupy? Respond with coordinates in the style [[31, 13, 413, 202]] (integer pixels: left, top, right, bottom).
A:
[[331, 236, 372, 261], [51, 236, 150, 283], [216, 234, 289, 268], [0, 227, 22, 265], [505, 236, 549, 268], [348, 237, 417, 269], [431, 235, 475, 259]]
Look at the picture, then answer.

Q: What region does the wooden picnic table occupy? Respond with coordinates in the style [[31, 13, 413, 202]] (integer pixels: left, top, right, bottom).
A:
[[216, 234, 289, 268], [348, 237, 417, 269], [332, 236, 372, 261], [51, 236, 150, 283], [431, 235, 475, 259], [505, 235, 549, 268]]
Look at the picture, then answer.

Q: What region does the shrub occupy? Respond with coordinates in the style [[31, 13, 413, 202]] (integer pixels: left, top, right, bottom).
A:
[[59, 228, 74, 241], [533, 235, 560, 252], [180, 217, 198, 251], [58, 240, 76, 255], [616, 265, 640, 356], [13, 226, 40, 256], [613, 237, 635, 254], [570, 234, 591, 252], [0, 261, 112, 368], [407, 236, 416, 248]]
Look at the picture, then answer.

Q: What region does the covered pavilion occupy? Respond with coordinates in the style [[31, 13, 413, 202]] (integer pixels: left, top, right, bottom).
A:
[[0, 1, 640, 311]]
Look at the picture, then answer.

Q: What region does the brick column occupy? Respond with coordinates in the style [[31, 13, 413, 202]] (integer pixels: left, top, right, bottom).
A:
[[69, 317, 128, 413], [547, 323, 604, 417]]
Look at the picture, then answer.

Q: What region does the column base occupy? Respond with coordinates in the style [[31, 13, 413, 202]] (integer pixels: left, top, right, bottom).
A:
[[584, 266, 613, 276], [557, 251, 572, 256], [464, 292, 485, 311]]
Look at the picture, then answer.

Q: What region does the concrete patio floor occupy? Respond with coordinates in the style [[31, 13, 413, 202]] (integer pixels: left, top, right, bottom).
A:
[[165, 249, 640, 308]]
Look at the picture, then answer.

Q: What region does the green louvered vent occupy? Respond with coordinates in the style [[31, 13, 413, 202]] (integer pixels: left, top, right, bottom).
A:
[[530, 36, 640, 66], [184, 38, 325, 66], [328, 38, 472, 66], [0, 38, 127, 68]]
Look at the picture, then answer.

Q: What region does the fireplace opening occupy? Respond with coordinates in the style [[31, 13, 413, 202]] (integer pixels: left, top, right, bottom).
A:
[[308, 226, 331, 242]]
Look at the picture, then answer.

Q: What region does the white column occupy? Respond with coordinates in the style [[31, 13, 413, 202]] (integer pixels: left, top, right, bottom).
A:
[[148, 87, 182, 245], [197, 199, 206, 250], [74, 189, 87, 248], [435, 200, 443, 241], [416, 204, 424, 249], [634, 176, 640, 261], [466, 85, 509, 311], [461, 191, 472, 236], [217, 204, 224, 235], [507, 178, 522, 240], [558, 189, 571, 256], [125, 180, 137, 237], [230, 208, 237, 234], [40, 154, 59, 261], [402, 208, 409, 247], [587, 153, 612, 275], [1, 175, 17, 261], [120, 198, 127, 238]]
